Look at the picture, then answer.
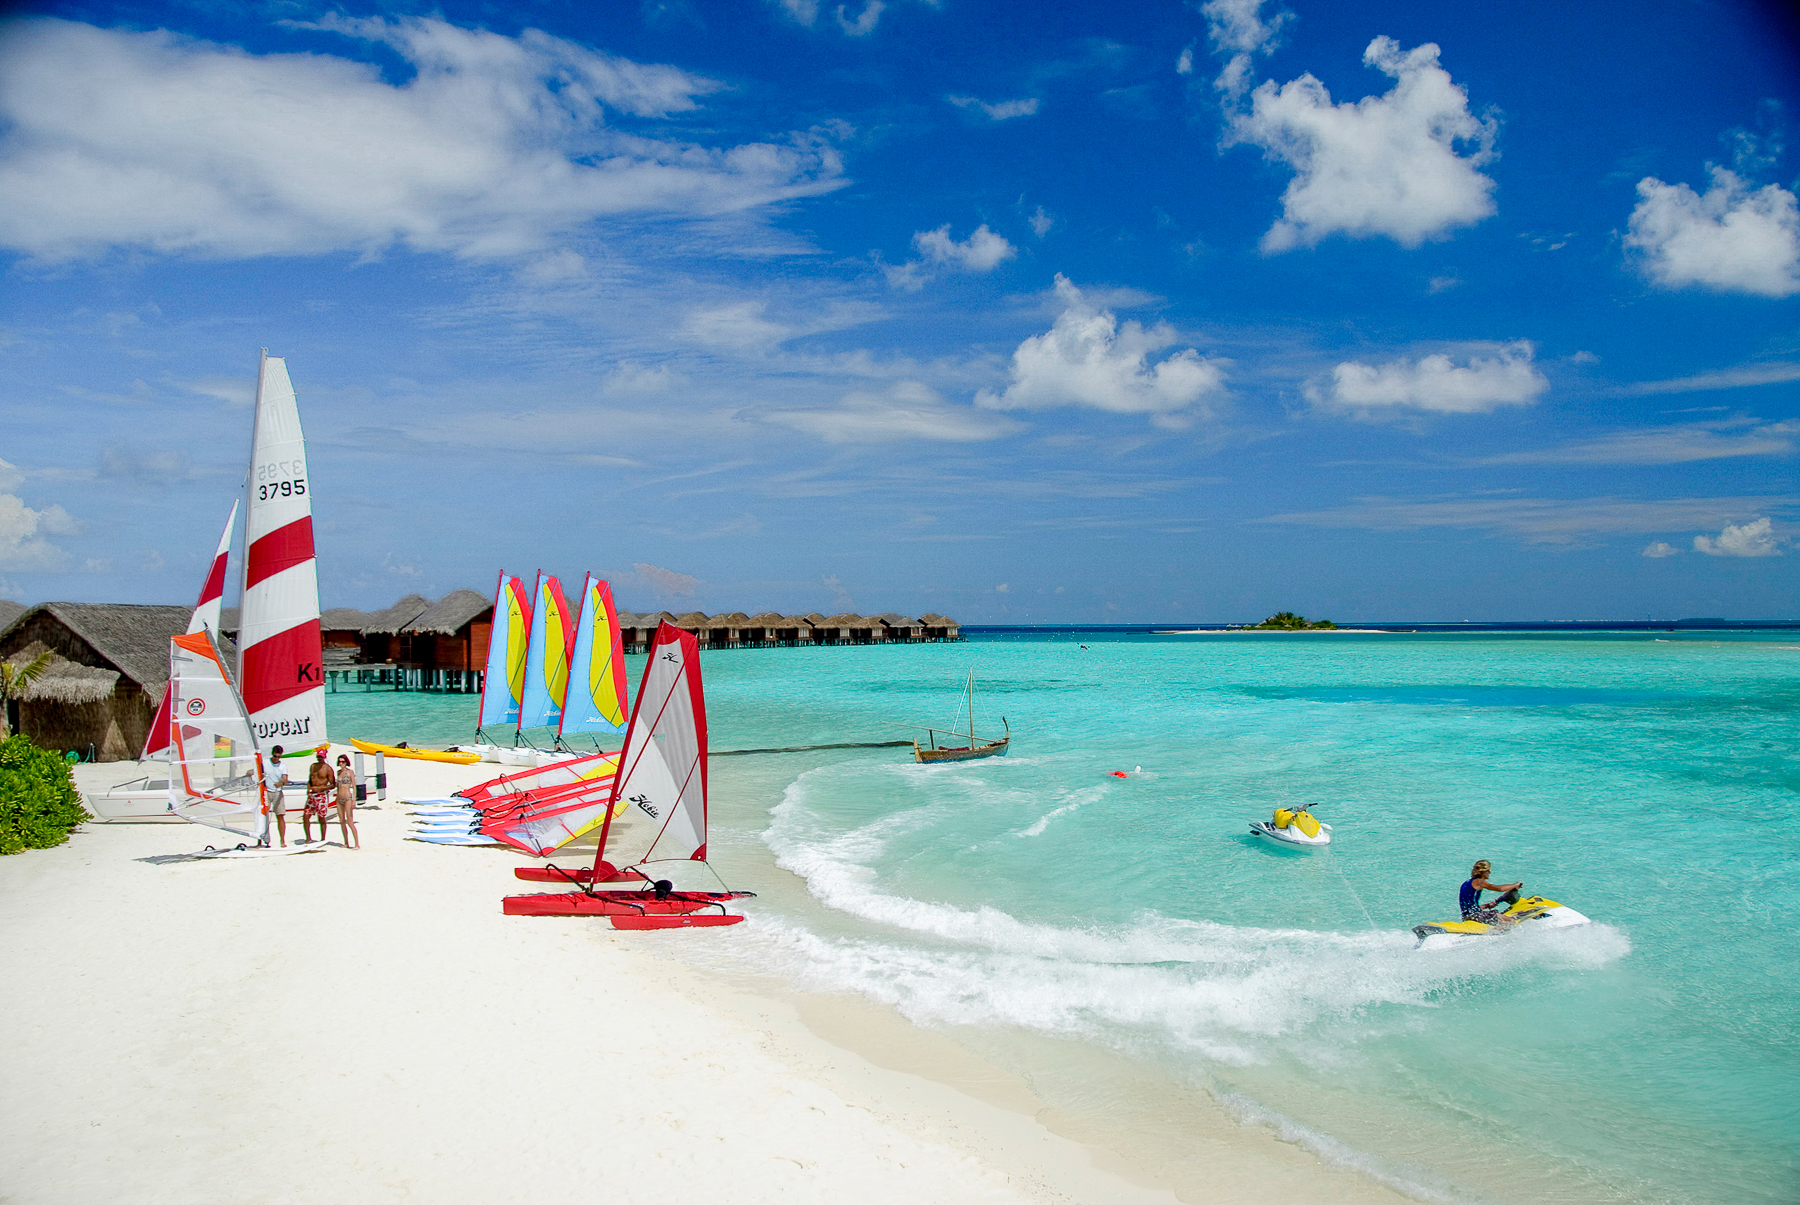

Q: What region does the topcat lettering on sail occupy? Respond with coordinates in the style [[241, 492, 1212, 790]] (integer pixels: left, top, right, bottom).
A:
[[251, 716, 312, 741]]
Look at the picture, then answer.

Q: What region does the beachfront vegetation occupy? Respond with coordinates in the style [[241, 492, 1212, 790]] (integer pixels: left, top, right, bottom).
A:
[[0, 734, 91, 855], [1254, 612, 1338, 630], [0, 649, 54, 736]]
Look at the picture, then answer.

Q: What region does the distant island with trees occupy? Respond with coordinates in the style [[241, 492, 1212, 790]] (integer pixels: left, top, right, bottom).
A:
[[1248, 612, 1338, 630]]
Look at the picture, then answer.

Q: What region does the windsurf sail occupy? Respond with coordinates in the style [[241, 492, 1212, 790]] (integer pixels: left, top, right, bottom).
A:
[[593, 620, 709, 875], [475, 571, 530, 738], [557, 575, 628, 746], [167, 630, 268, 844], [238, 352, 326, 749], [143, 500, 239, 760], [502, 622, 747, 926], [517, 572, 572, 735], [477, 751, 623, 854]]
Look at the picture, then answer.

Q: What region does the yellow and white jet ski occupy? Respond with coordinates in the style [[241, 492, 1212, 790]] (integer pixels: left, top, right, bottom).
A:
[[1249, 806, 1331, 848], [1412, 893, 1592, 948]]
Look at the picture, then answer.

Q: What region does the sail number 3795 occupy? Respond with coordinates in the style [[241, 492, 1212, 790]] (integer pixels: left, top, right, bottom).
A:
[[256, 460, 306, 501]]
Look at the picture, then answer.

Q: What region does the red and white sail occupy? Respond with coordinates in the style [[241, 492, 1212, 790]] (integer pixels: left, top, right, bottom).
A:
[[167, 630, 267, 844], [238, 352, 326, 748], [592, 621, 709, 876], [143, 500, 238, 759]]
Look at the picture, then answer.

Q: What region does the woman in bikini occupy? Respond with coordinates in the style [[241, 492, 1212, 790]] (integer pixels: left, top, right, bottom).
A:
[[304, 748, 335, 845], [334, 753, 361, 849]]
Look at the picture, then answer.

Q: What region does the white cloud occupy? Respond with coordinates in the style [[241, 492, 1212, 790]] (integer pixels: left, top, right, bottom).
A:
[[778, 0, 820, 24], [886, 224, 1016, 290], [0, 492, 74, 570], [821, 574, 853, 609], [976, 275, 1227, 426], [755, 380, 1024, 443], [915, 224, 1015, 271], [176, 374, 255, 407], [0, 17, 846, 261], [995, 582, 1011, 593], [1176, 45, 1195, 76], [1481, 420, 1795, 465], [1641, 541, 1678, 558], [948, 95, 1039, 121], [836, 1, 886, 36], [1226, 37, 1497, 252], [634, 562, 701, 596], [0, 459, 23, 492], [1618, 361, 1800, 396], [1694, 516, 1781, 557], [1029, 206, 1054, 237], [1255, 495, 1796, 546], [1204, 0, 1292, 99], [1310, 341, 1545, 416], [682, 302, 793, 351], [1625, 167, 1800, 297]]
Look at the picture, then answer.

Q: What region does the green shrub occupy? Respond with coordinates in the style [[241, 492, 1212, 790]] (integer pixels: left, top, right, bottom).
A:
[[0, 734, 91, 855]]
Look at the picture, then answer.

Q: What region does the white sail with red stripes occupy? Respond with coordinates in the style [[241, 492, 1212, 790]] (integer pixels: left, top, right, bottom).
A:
[[238, 352, 326, 749], [142, 499, 238, 759], [167, 629, 268, 844], [592, 621, 709, 876]]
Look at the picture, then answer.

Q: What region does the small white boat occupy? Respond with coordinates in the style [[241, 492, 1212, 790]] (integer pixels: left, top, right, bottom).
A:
[[86, 774, 180, 821], [1249, 806, 1331, 848]]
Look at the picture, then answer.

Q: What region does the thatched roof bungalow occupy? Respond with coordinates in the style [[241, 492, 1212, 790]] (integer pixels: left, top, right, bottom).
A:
[[320, 607, 371, 667], [358, 594, 431, 664], [919, 613, 961, 639], [0, 602, 221, 761], [0, 600, 24, 630], [400, 589, 493, 672]]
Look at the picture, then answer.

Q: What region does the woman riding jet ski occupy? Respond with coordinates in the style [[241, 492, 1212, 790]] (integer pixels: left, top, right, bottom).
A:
[[1412, 859, 1591, 947], [1249, 805, 1331, 848]]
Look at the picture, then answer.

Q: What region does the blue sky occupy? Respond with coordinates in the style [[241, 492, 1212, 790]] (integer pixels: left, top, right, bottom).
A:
[[2, 0, 1797, 622]]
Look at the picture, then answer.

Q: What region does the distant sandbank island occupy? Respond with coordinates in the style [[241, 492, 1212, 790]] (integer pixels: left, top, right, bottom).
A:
[[1155, 611, 1391, 634]]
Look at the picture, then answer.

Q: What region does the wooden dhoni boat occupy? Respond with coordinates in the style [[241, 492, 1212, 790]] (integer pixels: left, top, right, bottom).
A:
[[913, 671, 1010, 763]]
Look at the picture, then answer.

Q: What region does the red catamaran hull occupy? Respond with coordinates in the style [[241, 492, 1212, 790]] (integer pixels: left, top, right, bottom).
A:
[[502, 891, 745, 923]]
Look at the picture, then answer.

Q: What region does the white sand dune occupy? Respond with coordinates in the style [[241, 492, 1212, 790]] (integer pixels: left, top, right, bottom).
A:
[[0, 751, 1411, 1204]]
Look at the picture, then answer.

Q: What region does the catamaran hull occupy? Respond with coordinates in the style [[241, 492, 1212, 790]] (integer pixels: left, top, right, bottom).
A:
[[502, 891, 746, 923], [86, 784, 180, 821]]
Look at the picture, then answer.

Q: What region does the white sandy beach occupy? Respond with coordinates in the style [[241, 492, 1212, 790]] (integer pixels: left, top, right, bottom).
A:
[[0, 750, 1417, 1205]]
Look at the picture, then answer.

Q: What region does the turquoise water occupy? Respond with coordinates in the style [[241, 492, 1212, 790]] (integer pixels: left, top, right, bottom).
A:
[[329, 632, 1800, 1203]]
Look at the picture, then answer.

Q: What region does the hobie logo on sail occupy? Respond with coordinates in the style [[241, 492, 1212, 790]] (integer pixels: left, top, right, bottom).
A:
[[631, 792, 659, 819]]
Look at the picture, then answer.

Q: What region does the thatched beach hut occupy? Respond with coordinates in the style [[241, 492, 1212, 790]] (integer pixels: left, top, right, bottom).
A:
[[400, 590, 492, 672], [0, 603, 212, 761], [320, 607, 372, 666], [358, 594, 431, 664]]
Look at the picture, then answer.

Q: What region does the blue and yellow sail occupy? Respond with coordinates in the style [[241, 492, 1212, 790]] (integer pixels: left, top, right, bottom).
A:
[[559, 574, 629, 741], [476, 573, 530, 733], [518, 572, 572, 733]]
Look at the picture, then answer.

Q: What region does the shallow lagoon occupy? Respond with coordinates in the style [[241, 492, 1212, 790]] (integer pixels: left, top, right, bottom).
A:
[[330, 629, 1800, 1203]]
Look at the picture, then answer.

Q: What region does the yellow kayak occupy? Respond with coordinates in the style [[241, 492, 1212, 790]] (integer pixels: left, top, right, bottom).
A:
[[350, 738, 481, 765]]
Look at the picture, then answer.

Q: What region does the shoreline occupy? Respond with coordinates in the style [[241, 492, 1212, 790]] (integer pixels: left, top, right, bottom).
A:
[[0, 750, 1418, 1205]]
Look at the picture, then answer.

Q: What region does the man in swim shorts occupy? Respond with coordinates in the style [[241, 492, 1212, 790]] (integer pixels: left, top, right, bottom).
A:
[[304, 747, 334, 844], [267, 744, 289, 847], [1460, 859, 1523, 921]]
